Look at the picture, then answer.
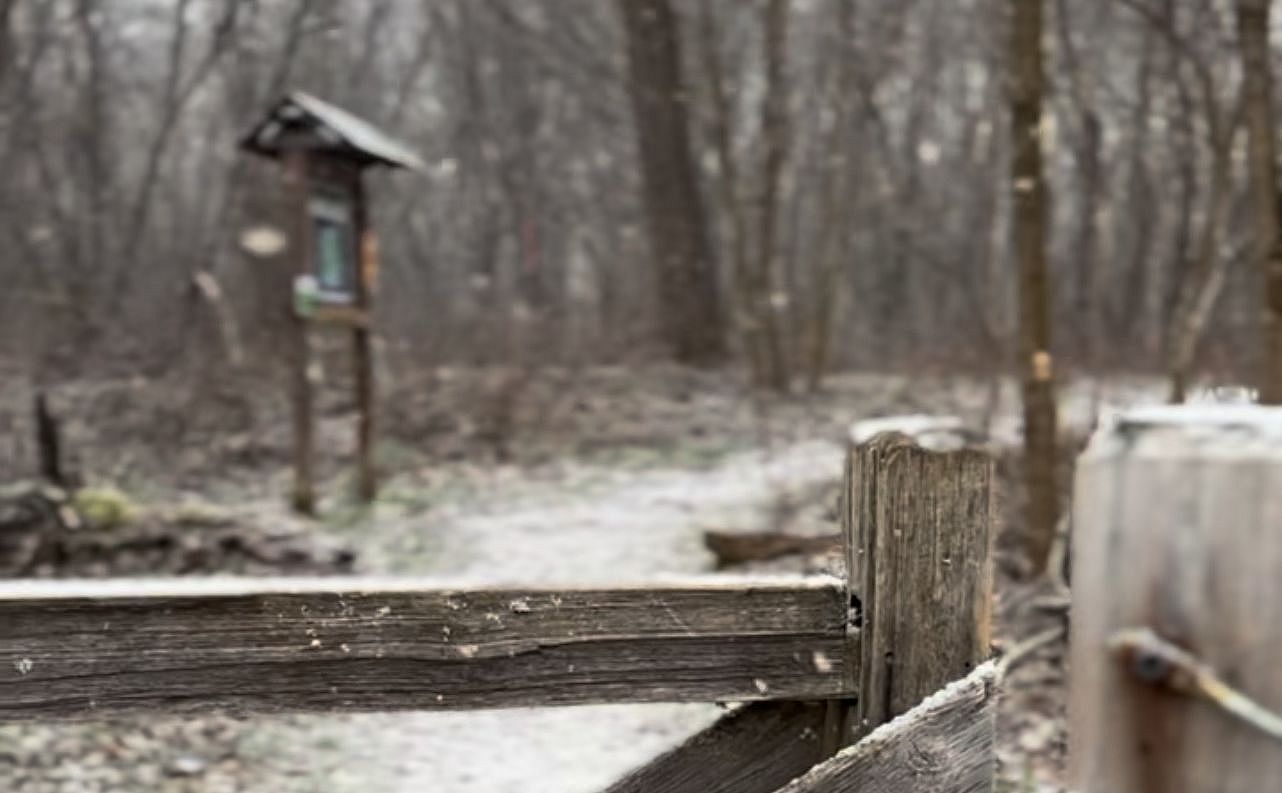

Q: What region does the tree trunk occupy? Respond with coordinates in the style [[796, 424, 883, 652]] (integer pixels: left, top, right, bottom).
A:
[[618, 0, 727, 366], [750, 0, 793, 392], [1008, 0, 1059, 575], [1166, 87, 1240, 403], [1236, 0, 1282, 403], [0, 0, 15, 85], [695, 0, 766, 382], [33, 392, 65, 488], [805, 2, 857, 392], [1054, 0, 1104, 367]]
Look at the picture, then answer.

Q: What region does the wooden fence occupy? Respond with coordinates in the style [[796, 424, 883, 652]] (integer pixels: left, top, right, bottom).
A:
[[1070, 405, 1282, 792], [0, 430, 998, 792]]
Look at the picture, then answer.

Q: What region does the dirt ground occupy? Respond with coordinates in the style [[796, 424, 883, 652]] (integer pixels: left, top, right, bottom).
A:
[[0, 366, 1161, 792]]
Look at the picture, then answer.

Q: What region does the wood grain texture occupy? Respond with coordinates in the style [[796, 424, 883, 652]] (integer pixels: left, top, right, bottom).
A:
[[846, 432, 994, 741], [771, 662, 997, 793], [1070, 406, 1282, 793], [0, 577, 850, 718], [602, 700, 829, 793]]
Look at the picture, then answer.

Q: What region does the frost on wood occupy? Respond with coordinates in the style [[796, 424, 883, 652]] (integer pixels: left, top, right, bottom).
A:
[[849, 414, 974, 451], [1085, 404, 1282, 459], [773, 663, 997, 793]]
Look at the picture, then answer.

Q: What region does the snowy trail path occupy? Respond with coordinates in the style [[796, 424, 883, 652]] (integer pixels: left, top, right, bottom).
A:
[[242, 439, 845, 793]]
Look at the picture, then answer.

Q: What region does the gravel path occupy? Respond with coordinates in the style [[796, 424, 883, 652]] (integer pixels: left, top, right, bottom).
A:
[[248, 439, 843, 793]]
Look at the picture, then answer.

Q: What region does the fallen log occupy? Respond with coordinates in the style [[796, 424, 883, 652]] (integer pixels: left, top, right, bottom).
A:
[[703, 531, 839, 569], [0, 483, 353, 578]]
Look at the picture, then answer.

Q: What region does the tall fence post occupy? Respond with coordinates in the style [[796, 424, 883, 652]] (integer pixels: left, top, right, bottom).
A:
[[838, 420, 995, 746], [1070, 406, 1282, 792], [283, 148, 315, 515]]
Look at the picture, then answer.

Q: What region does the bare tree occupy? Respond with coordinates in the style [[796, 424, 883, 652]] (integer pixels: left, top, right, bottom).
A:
[[0, 0, 14, 83], [617, 0, 727, 366], [749, 0, 793, 391], [1009, 0, 1059, 575], [1236, 0, 1282, 402], [1053, 0, 1104, 366], [694, 0, 792, 389], [803, 1, 858, 391], [1121, 0, 1245, 401], [1, 0, 1279, 398]]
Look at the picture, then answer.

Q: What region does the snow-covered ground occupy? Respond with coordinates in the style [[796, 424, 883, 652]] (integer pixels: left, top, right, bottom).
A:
[[6, 372, 1214, 792], [235, 439, 845, 793], [278, 375, 1217, 793]]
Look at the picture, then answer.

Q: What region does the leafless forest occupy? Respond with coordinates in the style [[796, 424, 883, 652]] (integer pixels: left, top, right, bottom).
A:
[[2, 0, 1282, 791], [2, 0, 1277, 384]]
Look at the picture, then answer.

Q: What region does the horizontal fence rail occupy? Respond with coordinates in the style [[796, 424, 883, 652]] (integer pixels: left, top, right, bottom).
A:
[[0, 576, 852, 719], [0, 430, 1001, 793]]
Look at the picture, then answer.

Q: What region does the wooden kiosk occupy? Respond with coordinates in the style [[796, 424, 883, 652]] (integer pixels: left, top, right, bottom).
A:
[[240, 92, 422, 514]]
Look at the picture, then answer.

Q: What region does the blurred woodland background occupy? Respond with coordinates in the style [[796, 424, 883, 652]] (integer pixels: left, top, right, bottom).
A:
[[0, 0, 1272, 385], [5, 1, 1282, 790]]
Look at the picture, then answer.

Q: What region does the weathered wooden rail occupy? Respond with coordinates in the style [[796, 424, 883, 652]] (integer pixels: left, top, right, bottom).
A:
[[0, 577, 849, 717], [0, 425, 999, 792]]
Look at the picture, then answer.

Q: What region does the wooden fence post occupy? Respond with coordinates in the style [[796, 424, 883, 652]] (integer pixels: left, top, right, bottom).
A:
[[283, 148, 315, 516], [353, 179, 377, 504], [1070, 406, 1282, 792], [597, 420, 995, 792], [841, 421, 995, 745]]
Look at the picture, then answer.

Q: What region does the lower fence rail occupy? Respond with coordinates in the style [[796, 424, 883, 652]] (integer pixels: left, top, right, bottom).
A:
[[602, 700, 833, 793], [771, 662, 997, 793]]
